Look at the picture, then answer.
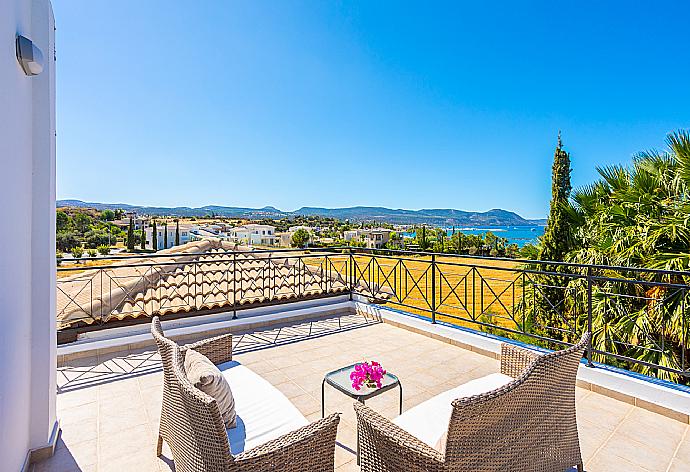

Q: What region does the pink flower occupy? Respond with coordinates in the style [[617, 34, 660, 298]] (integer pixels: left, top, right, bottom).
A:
[[351, 361, 387, 390]]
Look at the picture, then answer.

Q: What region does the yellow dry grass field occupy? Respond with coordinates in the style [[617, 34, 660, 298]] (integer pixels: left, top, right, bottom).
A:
[[303, 253, 525, 332], [57, 259, 116, 279]]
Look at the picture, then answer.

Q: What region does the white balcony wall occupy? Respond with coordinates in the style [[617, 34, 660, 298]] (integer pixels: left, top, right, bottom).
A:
[[0, 0, 57, 470]]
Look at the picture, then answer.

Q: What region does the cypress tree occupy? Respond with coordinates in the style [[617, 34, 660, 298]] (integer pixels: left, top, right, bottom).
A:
[[164, 220, 168, 249], [152, 220, 158, 252], [140, 222, 146, 250], [539, 131, 572, 262], [175, 220, 180, 246], [127, 217, 134, 251], [536, 132, 573, 335]]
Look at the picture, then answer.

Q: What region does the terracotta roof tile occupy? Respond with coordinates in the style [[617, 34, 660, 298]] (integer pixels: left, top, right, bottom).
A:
[[56, 239, 374, 329]]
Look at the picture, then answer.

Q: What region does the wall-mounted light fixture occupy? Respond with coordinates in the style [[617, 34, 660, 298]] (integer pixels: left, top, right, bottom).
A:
[[16, 35, 44, 76]]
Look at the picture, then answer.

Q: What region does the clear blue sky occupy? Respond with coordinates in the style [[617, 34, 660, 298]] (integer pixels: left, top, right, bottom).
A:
[[54, 1, 690, 219]]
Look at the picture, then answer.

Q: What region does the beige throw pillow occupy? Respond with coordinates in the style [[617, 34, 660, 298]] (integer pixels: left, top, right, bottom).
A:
[[434, 430, 447, 453], [184, 349, 237, 429]]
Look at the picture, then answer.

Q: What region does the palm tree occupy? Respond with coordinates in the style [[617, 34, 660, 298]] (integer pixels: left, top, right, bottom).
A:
[[563, 130, 690, 382], [516, 131, 690, 383]]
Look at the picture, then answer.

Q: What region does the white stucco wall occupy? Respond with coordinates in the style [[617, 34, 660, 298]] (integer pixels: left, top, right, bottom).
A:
[[0, 0, 57, 470]]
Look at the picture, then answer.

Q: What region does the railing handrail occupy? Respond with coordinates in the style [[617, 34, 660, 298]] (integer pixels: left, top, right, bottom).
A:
[[58, 245, 690, 279], [326, 246, 690, 278]]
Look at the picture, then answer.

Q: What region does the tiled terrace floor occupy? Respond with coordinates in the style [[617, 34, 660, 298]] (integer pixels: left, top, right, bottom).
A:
[[38, 313, 690, 472]]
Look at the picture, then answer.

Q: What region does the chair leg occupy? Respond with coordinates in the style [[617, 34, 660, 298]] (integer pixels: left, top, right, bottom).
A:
[[576, 462, 584, 472], [156, 435, 164, 456]]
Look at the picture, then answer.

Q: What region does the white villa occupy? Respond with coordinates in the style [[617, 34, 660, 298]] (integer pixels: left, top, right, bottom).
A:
[[145, 223, 194, 250], [227, 224, 277, 246], [344, 228, 394, 249]]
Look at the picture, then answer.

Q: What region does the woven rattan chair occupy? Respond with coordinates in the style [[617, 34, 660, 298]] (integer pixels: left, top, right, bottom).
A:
[[355, 333, 591, 472], [151, 317, 340, 472]]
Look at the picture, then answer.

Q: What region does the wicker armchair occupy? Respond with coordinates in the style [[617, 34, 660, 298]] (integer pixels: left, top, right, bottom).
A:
[[150, 317, 340, 472], [355, 333, 591, 472]]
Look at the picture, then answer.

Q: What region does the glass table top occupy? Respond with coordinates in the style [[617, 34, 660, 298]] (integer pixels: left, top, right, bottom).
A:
[[324, 363, 400, 398]]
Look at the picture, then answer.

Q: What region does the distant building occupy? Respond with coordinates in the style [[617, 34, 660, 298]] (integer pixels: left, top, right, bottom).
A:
[[146, 223, 194, 250], [228, 224, 277, 246], [343, 230, 359, 241], [348, 228, 393, 249], [288, 225, 315, 233], [279, 226, 314, 247], [113, 214, 144, 231], [278, 232, 293, 247]]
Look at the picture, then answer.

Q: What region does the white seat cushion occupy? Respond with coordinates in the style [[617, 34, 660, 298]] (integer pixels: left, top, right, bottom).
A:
[[217, 360, 309, 455], [393, 373, 513, 450]]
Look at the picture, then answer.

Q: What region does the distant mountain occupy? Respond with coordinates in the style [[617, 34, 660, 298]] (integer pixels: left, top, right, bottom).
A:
[[57, 200, 285, 219], [293, 206, 542, 226], [57, 200, 545, 226]]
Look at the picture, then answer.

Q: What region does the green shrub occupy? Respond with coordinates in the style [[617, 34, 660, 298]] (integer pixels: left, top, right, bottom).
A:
[[71, 246, 84, 260], [87, 248, 98, 257], [56, 231, 79, 251], [56, 251, 63, 265], [97, 245, 110, 255]]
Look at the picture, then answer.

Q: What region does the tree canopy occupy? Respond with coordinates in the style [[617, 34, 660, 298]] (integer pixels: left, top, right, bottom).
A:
[[291, 228, 311, 248]]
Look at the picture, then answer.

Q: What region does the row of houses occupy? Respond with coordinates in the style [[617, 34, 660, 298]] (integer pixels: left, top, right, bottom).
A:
[[114, 213, 395, 250], [149, 223, 278, 250]]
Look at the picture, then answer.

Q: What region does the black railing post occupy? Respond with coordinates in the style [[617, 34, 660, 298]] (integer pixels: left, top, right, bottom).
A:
[[349, 249, 354, 301], [472, 267, 476, 320], [586, 266, 593, 367], [232, 251, 237, 320], [431, 253, 437, 324]]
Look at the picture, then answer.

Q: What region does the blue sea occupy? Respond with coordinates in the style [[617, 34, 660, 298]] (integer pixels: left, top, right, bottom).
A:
[[404, 225, 544, 247]]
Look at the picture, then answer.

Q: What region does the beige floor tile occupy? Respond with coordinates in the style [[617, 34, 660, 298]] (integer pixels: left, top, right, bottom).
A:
[[97, 376, 142, 399], [258, 368, 291, 385], [291, 393, 321, 416], [59, 418, 99, 447], [33, 438, 98, 472], [586, 450, 650, 472], [576, 392, 633, 431], [335, 443, 356, 467], [615, 407, 686, 457], [575, 387, 591, 403], [56, 389, 98, 411], [668, 457, 690, 472], [98, 449, 160, 472], [577, 418, 613, 463], [99, 404, 149, 435], [274, 380, 308, 399], [675, 438, 690, 463], [58, 401, 98, 427], [98, 423, 157, 463], [336, 421, 359, 450], [99, 391, 145, 414], [243, 359, 279, 375], [137, 372, 164, 390], [600, 430, 671, 472]]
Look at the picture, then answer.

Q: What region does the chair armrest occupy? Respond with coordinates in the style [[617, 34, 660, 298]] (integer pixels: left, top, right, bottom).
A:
[[354, 402, 444, 472], [500, 343, 540, 378], [232, 413, 340, 471], [181, 332, 233, 365]]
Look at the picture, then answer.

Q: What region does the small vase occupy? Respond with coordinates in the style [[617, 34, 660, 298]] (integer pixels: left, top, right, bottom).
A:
[[364, 379, 377, 389]]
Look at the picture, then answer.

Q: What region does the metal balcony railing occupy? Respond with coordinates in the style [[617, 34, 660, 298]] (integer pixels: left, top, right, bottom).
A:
[[57, 246, 690, 384]]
